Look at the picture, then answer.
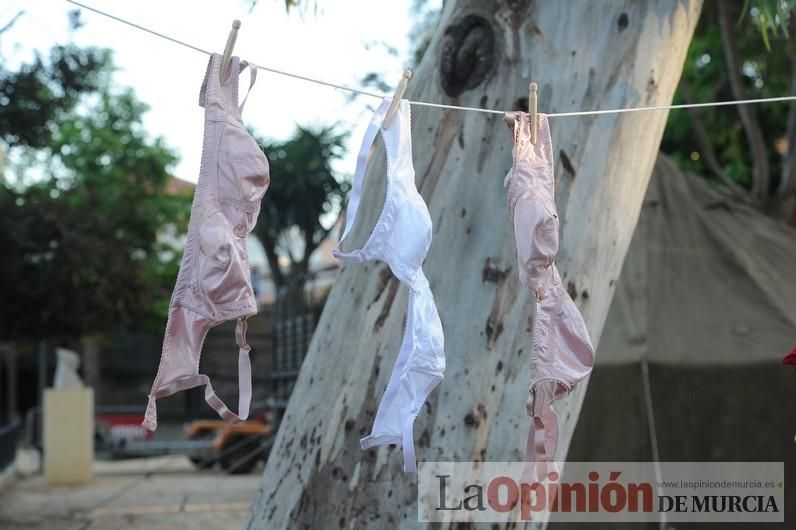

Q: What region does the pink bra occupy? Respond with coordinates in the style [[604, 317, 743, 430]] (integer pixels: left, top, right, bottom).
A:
[[504, 112, 594, 470], [142, 54, 269, 431]]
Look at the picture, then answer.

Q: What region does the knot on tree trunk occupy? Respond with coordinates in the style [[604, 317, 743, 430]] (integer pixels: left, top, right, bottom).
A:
[[440, 15, 496, 98]]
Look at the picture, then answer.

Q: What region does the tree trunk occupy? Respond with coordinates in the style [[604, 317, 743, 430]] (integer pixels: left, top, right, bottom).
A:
[[247, 1, 702, 529], [278, 270, 309, 319], [81, 334, 100, 389], [717, 0, 770, 205]]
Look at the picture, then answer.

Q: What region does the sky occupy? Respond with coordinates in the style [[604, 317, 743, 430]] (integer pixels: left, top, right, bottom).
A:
[[0, 0, 438, 183], [1, 0, 440, 273]]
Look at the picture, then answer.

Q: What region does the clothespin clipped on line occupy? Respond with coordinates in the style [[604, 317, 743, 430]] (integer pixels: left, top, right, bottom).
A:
[[529, 82, 538, 144], [220, 19, 242, 81], [383, 68, 413, 129]]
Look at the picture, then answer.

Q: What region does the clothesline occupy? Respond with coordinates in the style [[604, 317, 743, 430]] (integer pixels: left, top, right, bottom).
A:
[[67, 0, 796, 118]]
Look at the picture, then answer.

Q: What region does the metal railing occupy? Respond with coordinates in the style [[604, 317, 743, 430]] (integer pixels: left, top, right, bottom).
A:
[[0, 418, 20, 472], [269, 313, 315, 407]]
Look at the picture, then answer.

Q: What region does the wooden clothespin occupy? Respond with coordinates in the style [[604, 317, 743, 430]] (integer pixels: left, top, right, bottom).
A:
[[220, 20, 242, 81], [529, 82, 538, 144], [383, 68, 413, 129]]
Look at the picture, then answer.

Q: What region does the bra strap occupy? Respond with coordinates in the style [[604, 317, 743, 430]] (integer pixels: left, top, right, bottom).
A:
[[141, 317, 252, 431], [235, 317, 252, 417], [238, 61, 257, 114], [203, 318, 252, 422], [522, 381, 560, 482], [333, 97, 391, 257], [402, 412, 417, 473]]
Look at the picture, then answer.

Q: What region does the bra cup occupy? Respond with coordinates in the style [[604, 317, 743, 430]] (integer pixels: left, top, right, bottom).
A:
[[538, 280, 593, 385], [386, 182, 432, 275], [219, 144, 268, 190], [198, 211, 231, 263], [197, 212, 250, 309], [218, 122, 270, 234], [236, 152, 269, 203], [408, 282, 445, 374]]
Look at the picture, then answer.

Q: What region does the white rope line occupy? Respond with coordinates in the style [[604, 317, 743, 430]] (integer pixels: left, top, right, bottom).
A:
[[67, 0, 213, 56], [410, 100, 503, 115], [65, 0, 385, 99], [67, 0, 796, 118], [548, 95, 796, 117]]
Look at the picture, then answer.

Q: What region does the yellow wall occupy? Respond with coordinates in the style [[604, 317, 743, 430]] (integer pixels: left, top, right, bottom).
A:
[[44, 388, 93, 485]]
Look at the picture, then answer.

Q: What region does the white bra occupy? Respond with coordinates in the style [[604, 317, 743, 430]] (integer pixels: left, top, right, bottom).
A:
[[333, 97, 445, 473]]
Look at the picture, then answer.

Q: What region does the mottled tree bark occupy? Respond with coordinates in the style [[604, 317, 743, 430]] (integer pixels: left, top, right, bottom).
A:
[[247, 1, 702, 528]]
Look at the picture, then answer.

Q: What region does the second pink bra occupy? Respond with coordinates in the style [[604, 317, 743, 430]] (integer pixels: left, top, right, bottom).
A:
[[142, 54, 269, 431], [504, 112, 595, 471]]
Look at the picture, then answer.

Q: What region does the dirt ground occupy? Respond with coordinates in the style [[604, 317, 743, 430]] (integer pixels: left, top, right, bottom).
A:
[[0, 452, 261, 530]]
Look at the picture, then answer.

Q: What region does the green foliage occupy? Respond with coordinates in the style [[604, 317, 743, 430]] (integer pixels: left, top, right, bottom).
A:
[[252, 126, 348, 284], [0, 45, 111, 148], [661, 1, 793, 193], [741, 0, 796, 50], [0, 52, 188, 340]]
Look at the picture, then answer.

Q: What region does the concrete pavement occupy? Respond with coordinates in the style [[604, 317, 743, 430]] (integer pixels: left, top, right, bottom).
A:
[[0, 454, 262, 529]]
